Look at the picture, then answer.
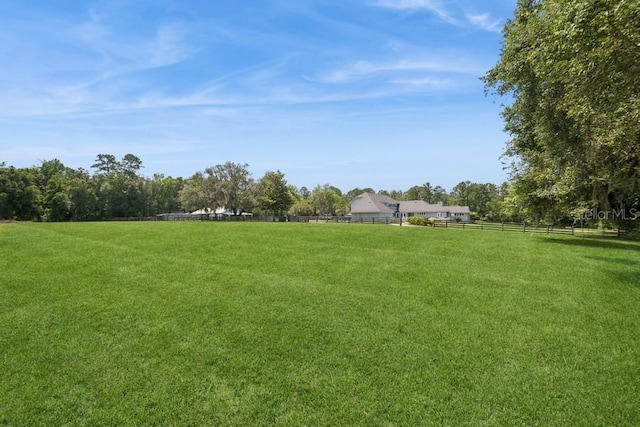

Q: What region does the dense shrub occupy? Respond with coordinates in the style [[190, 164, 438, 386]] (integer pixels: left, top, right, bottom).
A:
[[407, 216, 432, 226]]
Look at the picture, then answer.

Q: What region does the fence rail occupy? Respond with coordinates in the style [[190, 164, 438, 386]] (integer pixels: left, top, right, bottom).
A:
[[112, 214, 257, 222], [435, 220, 627, 238], [296, 216, 629, 238], [108, 214, 629, 239]]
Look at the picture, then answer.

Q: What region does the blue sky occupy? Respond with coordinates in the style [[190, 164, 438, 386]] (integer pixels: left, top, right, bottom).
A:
[[1, 0, 515, 192]]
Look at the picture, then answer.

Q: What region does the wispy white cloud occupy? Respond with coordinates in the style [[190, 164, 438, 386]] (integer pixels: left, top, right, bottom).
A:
[[311, 58, 480, 84], [465, 12, 502, 33], [372, 0, 458, 24], [72, 16, 195, 74], [0, 11, 198, 118], [0, 1, 497, 120], [373, 0, 503, 32], [0, 57, 481, 119], [147, 23, 197, 68], [388, 77, 451, 87]]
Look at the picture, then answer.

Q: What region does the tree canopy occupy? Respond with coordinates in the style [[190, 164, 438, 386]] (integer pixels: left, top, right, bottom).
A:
[[258, 171, 293, 218], [1, 154, 509, 223], [484, 0, 640, 227]]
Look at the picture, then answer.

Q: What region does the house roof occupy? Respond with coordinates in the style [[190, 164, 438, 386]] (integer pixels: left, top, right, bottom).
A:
[[398, 200, 432, 213], [447, 206, 471, 214], [350, 193, 470, 216], [350, 193, 397, 214]]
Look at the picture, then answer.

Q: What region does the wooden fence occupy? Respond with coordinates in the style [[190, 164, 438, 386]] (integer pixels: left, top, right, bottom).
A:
[[429, 220, 627, 238], [110, 214, 629, 239], [293, 216, 397, 224], [294, 216, 629, 238], [112, 214, 257, 222]]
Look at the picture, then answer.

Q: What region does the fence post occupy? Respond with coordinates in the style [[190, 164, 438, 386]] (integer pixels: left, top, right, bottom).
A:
[[481, 220, 484, 230], [522, 222, 526, 232], [502, 222, 504, 232]]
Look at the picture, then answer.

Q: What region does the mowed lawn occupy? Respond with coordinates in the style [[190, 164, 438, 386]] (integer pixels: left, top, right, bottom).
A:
[[1, 222, 639, 426]]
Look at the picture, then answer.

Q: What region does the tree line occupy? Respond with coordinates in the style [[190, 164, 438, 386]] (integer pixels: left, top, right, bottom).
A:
[[484, 0, 639, 230], [1, 154, 512, 222]]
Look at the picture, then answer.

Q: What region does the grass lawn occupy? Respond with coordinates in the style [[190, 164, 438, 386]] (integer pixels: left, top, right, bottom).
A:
[[1, 221, 639, 425]]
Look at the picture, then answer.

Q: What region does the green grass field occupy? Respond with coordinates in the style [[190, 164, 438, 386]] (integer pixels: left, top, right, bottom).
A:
[[1, 222, 639, 425]]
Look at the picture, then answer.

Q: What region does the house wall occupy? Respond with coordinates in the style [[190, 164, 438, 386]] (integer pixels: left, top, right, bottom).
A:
[[401, 210, 447, 219], [452, 213, 471, 223]]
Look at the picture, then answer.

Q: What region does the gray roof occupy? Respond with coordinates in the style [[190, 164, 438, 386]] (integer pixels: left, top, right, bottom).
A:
[[446, 206, 471, 214], [350, 193, 470, 215], [350, 193, 397, 214], [398, 200, 432, 213]]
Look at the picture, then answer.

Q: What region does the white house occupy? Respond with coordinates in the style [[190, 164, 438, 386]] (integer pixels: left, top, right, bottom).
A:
[[350, 193, 471, 223]]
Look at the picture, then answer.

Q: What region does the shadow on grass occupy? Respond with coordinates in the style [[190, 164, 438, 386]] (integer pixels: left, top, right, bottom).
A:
[[540, 237, 640, 288], [611, 270, 640, 287], [586, 256, 640, 267], [540, 236, 640, 253]]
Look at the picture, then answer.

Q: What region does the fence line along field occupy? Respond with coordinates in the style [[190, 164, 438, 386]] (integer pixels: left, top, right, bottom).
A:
[[1, 222, 639, 425]]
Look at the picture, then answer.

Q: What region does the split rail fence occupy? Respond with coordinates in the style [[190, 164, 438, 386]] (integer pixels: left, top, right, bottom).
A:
[[112, 214, 629, 238], [295, 216, 628, 238]]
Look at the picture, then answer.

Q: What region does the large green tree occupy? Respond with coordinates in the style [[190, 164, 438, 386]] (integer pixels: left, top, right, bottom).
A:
[[36, 160, 98, 221], [310, 184, 348, 216], [0, 164, 42, 220], [205, 162, 254, 215], [178, 172, 213, 213], [485, 0, 640, 227], [149, 174, 183, 214], [346, 187, 375, 201], [450, 181, 501, 219], [67, 170, 99, 221], [287, 185, 314, 216], [258, 171, 293, 218]]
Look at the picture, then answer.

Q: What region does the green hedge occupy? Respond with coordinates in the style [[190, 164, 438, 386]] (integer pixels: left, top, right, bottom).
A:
[[407, 216, 433, 226]]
